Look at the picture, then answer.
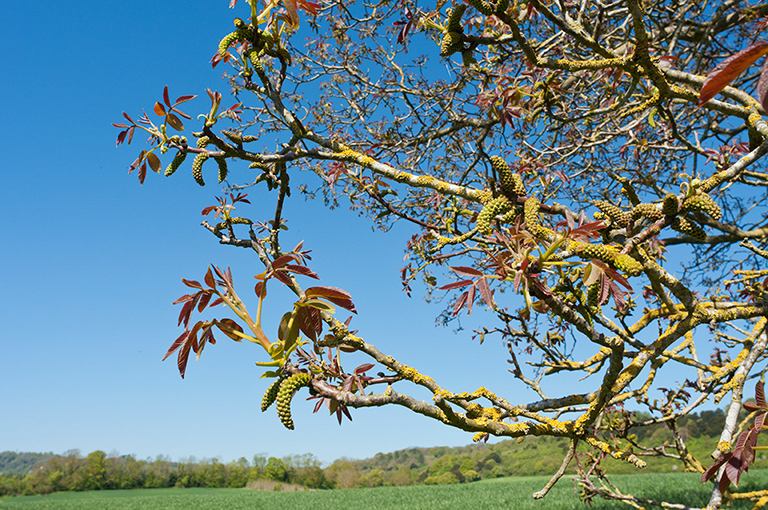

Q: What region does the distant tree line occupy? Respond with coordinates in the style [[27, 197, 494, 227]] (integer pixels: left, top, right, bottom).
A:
[[3, 408, 766, 497], [0, 451, 330, 496]]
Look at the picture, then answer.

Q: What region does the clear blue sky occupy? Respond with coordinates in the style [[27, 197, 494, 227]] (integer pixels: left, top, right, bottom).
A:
[[1, 2, 694, 465], [0, 1, 529, 464]]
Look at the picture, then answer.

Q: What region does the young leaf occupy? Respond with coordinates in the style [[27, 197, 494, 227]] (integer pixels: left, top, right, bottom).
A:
[[163, 86, 171, 107], [166, 113, 184, 131], [449, 266, 484, 277], [452, 291, 469, 316], [285, 264, 320, 279], [478, 277, 494, 308], [204, 267, 216, 289], [354, 363, 375, 375], [272, 254, 298, 269], [284, 0, 300, 27], [255, 281, 267, 299], [304, 286, 357, 313], [162, 330, 189, 361], [295, 306, 322, 342], [146, 152, 161, 174], [215, 318, 245, 342], [175, 94, 197, 105], [197, 290, 213, 312], [756, 380, 766, 408], [439, 280, 474, 291], [302, 298, 336, 314], [172, 294, 194, 305], [756, 58, 768, 113], [182, 278, 203, 289], [154, 101, 166, 116], [699, 41, 768, 106]]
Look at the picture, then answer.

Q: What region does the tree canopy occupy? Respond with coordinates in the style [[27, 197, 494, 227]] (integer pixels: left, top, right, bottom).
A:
[[116, 0, 768, 506]]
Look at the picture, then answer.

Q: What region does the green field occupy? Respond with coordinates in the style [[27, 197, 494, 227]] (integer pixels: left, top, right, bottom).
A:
[[1, 471, 766, 509]]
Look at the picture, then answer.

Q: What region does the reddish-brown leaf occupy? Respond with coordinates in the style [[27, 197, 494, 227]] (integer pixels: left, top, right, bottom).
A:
[[304, 287, 357, 313], [599, 274, 611, 305], [466, 284, 476, 315], [295, 307, 319, 342], [175, 94, 196, 105], [178, 298, 196, 328], [197, 290, 213, 312], [163, 86, 171, 107], [756, 380, 766, 408], [182, 278, 203, 289], [327, 297, 357, 314], [699, 41, 768, 106], [478, 277, 494, 307], [274, 271, 293, 286], [146, 152, 161, 174], [702, 455, 725, 483], [284, 0, 300, 27], [126, 126, 135, 145], [177, 337, 193, 379], [210, 297, 224, 307], [755, 410, 766, 431], [354, 363, 374, 375], [129, 151, 144, 174], [305, 286, 350, 300], [162, 330, 189, 361], [166, 113, 184, 131], [154, 101, 166, 116], [439, 280, 473, 291], [122, 111, 136, 124], [113, 123, 129, 129], [172, 294, 194, 305], [720, 461, 736, 493], [452, 291, 469, 317], [204, 267, 216, 289], [255, 281, 267, 299], [449, 266, 484, 277], [116, 130, 127, 146], [272, 254, 298, 269], [138, 162, 147, 185], [757, 58, 768, 113], [215, 318, 244, 342], [173, 108, 192, 120], [284, 264, 319, 279], [213, 266, 233, 286]]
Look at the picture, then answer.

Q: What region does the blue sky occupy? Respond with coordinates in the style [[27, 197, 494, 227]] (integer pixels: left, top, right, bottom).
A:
[[0, 1, 537, 464], [1, 1, 706, 465]]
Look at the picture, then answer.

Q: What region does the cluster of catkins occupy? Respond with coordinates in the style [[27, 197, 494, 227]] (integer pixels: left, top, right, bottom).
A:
[[261, 372, 311, 430]]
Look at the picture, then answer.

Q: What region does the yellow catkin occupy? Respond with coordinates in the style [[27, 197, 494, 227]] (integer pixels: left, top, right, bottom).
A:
[[440, 31, 463, 57], [164, 151, 186, 177], [276, 372, 311, 430], [191, 153, 210, 186], [681, 194, 722, 220]]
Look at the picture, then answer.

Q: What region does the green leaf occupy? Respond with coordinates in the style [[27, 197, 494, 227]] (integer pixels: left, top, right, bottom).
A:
[[301, 298, 336, 314]]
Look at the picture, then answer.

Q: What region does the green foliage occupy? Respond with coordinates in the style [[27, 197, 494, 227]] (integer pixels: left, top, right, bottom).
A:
[[0, 451, 330, 497], [2, 472, 768, 509]]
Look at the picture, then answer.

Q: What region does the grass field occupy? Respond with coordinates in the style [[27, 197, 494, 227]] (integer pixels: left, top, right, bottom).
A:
[[1, 470, 766, 509]]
